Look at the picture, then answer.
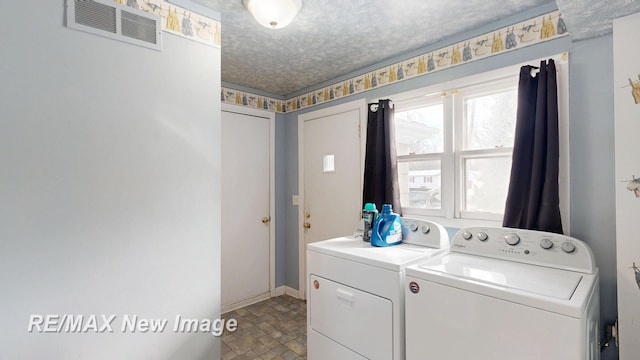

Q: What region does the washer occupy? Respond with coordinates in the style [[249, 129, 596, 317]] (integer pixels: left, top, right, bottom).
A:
[[306, 217, 449, 360], [405, 227, 600, 360]]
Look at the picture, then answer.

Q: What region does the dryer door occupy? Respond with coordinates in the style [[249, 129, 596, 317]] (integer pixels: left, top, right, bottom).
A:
[[309, 275, 392, 360]]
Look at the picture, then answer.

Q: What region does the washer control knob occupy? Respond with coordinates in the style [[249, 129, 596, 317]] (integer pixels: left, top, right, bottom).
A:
[[477, 232, 488, 241], [561, 241, 576, 253], [540, 238, 554, 250], [505, 233, 520, 246], [462, 231, 472, 240], [421, 225, 430, 234], [410, 223, 418, 232]]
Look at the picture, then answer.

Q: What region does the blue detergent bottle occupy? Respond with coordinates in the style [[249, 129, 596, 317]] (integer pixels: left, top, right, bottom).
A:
[[371, 204, 402, 247]]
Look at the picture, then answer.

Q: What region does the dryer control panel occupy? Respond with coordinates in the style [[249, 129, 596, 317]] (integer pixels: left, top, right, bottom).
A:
[[401, 217, 449, 249], [451, 227, 596, 274]]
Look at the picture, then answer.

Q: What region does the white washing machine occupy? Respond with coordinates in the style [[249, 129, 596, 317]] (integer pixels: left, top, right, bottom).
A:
[[405, 227, 600, 360], [306, 218, 449, 360]]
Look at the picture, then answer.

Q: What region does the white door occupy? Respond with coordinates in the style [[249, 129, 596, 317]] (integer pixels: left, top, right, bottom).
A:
[[299, 100, 366, 298], [221, 105, 273, 312]]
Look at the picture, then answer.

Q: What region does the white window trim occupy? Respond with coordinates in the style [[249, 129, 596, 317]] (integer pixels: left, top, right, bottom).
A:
[[390, 53, 570, 233]]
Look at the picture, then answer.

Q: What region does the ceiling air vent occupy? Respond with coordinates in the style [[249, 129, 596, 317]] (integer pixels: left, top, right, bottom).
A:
[[66, 0, 162, 51]]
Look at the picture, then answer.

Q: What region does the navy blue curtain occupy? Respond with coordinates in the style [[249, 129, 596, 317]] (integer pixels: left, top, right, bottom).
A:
[[363, 99, 402, 215], [503, 59, 562, 234]]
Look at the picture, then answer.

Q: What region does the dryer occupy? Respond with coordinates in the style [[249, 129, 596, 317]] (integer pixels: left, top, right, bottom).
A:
[[405, 227, 600, 360], [306, 218, 449, 360]]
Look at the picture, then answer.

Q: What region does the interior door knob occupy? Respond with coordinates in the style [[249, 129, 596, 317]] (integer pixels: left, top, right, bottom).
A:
[[261, 216, 270, 224], [303, 222, 311, 229]]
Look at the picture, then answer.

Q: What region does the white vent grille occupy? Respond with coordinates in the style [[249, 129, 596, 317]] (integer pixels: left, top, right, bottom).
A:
[[66, 0, 162, 51], [74, 0, 117, 33], [121, 10, 157, 44]]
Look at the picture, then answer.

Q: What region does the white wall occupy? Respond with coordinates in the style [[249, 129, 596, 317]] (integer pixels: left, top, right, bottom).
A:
[[0, 2, 221, 359], [614, 12, 640, 360]]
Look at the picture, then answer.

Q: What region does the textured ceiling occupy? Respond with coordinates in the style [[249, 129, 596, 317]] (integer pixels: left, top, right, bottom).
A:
[[196, 0, 640, 97], [555, 0, 640, 40]]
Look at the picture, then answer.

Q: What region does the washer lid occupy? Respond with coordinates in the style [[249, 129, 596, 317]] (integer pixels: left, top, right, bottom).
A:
[[308, 237, 445, 271], [418, 253, 582, 300]]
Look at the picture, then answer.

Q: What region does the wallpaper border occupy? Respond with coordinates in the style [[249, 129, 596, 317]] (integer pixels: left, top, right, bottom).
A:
[[221, 10, 568, 113]]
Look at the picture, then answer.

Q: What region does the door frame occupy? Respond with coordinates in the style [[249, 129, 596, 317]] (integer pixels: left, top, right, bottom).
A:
[[297, 99, 367, 300], [222, 103, 276, 299]]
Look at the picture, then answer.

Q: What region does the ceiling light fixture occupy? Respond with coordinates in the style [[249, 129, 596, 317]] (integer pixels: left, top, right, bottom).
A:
[[243, 0, 302, 29]]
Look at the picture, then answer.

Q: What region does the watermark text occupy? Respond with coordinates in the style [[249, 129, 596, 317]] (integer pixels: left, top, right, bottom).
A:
[[27, 314, 237, 336]]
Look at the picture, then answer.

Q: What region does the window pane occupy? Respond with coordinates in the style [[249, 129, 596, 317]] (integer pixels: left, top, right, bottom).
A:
[[464, 89, 517, 150], [398, 160, 441, 209], [395, 104, 444, 155], [464, 156, 511, 214]]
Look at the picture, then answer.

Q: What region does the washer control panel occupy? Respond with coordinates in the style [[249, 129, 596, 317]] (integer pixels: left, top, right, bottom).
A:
[[451, 227, 596, 274], [400, 217, 449, 250]]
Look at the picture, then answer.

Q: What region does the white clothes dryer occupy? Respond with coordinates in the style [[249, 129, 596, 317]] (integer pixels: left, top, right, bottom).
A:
[[405, 227, 600, 360], [306, 218, 449, 360]]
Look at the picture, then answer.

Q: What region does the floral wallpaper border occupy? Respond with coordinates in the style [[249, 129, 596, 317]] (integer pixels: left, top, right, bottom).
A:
[[114, 0, 221, 48], [222, 10, 567, 113]]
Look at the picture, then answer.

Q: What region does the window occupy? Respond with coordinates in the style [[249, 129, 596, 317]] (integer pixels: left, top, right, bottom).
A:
[[457, 80, 517, 220], [395, 101, 444, 212], [392, 55, 569, 229], [395, 77, 518, 222]]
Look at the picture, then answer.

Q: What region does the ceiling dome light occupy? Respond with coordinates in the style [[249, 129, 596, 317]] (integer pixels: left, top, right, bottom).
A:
[[243, 0, 302, 29]]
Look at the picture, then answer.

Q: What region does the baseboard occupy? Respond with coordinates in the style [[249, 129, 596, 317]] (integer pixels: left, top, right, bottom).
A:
[[274, 286, 286, 297], [221, 292, 270, 314], [274, 285, 302, 299], [285, 286, 300, 298], [223, 287, 303, 314]]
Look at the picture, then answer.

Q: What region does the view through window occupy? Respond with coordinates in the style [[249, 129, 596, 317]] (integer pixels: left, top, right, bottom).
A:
[[395, 78, 518, 220]]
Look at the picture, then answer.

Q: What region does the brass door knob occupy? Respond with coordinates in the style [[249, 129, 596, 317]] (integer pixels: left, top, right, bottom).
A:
[[261, 216, 270, 224], [303, 222, 311, 229]]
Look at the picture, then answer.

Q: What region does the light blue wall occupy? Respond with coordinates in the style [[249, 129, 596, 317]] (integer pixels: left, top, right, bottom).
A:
[[284, 113, 300, 288], [569, 34, 617, 360], [274, 113, 287, 287], [276, 15, 619, 360]]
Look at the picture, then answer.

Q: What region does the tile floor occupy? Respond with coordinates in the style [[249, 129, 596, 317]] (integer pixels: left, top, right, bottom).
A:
[[221, 295, 307, 360]]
